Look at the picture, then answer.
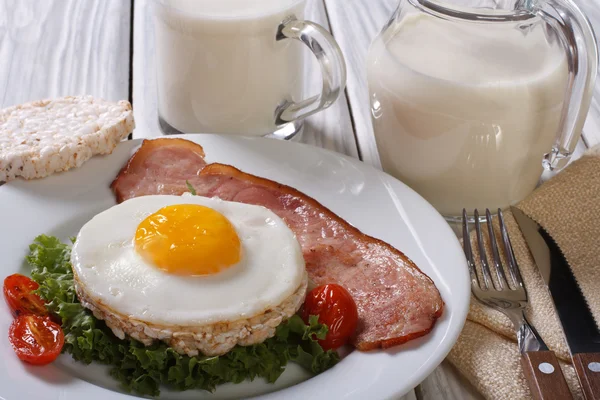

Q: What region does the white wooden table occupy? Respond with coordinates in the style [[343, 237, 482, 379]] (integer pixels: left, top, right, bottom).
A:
[[1, 0, 599, 398]]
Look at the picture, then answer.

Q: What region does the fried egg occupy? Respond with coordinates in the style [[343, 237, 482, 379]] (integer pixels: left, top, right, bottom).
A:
[[71, 195, 306, 329]]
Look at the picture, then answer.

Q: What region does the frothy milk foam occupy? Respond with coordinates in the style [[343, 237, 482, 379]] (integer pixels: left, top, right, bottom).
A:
[[367, 14, 569, 216], [155, 0, 304, 135]]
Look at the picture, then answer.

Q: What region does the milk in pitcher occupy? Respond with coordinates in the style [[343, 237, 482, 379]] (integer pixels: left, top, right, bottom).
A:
[[367, 13, 569, 217]]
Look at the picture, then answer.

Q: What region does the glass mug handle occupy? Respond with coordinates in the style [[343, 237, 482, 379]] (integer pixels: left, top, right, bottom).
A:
[[275, 17, 347, 126], [537, 0, 598, 170]]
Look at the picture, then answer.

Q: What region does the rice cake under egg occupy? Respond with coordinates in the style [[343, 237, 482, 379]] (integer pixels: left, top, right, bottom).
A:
[[71, 195, 308, 356]]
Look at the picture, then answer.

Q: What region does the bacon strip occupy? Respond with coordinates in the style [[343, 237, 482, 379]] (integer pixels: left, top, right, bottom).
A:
[[112, 138, 444, 350]]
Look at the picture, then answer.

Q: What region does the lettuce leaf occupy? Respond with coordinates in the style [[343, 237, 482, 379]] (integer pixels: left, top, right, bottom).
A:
[[26, 235, 339, 396]]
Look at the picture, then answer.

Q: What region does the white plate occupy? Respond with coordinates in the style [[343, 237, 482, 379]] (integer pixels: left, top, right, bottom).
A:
[[0, 135, 469, 400]]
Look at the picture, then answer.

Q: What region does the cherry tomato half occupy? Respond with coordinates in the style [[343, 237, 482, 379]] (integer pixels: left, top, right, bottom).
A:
[[3, 274, 47, 317], [9, 315, 64, 365], [301, 283, 358, 351]]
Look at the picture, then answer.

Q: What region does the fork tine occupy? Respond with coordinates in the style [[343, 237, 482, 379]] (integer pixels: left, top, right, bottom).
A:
[[462, 209, 481, 288], [485, 209, 510, 290], [474, 209, 493, 290], [498, 208, 524, 288]]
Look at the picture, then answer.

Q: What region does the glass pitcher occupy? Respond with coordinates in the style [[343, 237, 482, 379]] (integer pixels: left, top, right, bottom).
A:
[[367, 0, 597, 220]]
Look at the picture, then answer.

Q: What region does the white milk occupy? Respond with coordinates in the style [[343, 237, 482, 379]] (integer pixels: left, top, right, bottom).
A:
[[154, 0, 305, 135], [367, 13, 569, 216]]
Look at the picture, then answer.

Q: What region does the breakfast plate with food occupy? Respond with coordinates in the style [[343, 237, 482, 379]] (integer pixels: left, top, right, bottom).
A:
[[0, 105, 469, 399]]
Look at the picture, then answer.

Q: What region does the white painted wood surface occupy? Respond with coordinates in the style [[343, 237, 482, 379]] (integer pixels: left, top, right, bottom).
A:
[[414, 362, 481, 400], [0, 0, 131, 108], [324, 0, 396, 167], [579, 0, 600, 147], [131, 0, 358, 158]]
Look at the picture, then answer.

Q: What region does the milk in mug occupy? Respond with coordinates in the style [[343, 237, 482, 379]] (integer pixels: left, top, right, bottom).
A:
[[367, 13, 569, 217], [154, 0, 305, 135]]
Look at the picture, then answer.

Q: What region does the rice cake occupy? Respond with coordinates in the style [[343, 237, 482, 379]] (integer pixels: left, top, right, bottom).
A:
[[0, 96, 134, 182]]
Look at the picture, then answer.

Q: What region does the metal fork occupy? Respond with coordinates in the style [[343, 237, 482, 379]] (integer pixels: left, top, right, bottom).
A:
[[463, 208, 572, 400]]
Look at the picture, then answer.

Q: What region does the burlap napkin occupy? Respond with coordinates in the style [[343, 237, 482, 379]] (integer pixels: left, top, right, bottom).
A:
[[447, 145, 600, 399]]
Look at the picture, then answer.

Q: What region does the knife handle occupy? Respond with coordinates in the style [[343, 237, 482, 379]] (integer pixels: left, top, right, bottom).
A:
[[572, 353, 600, 400], [521, 351, 573, 400]]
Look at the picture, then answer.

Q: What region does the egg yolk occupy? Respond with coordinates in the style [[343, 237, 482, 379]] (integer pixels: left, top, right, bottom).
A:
[[134, 204, 241, 276]]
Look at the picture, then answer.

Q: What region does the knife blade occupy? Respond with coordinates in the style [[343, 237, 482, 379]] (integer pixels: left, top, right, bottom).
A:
[[512, 207, 600, 400]]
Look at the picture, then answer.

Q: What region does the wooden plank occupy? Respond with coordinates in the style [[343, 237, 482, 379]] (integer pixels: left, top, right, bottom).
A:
[[296, 0, 358, 156], [415, 361, 482, 400], [130, 0, 159, 138], [402, 389, 419, 400], [584, 96, 600, 148], [131, 0, 358, 157], [578, 0, 600, 148], [323, 0, 396, 167], [0, 0, 131, 108]]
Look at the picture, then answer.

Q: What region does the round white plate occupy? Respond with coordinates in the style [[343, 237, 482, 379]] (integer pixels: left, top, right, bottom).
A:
[[0, 135, 469, 400]]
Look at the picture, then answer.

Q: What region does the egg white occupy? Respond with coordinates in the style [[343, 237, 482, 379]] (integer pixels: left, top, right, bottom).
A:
[[71, 195, 306, 326]]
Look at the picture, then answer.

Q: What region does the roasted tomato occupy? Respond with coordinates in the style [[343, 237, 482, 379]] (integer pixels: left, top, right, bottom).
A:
[[3, 274, 47, 317], [301, 283, 359, 350], [8, 315, 64, 365]]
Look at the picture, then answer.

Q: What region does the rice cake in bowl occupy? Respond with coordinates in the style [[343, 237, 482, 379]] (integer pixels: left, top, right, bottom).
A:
[[0, 95, 134, 182]]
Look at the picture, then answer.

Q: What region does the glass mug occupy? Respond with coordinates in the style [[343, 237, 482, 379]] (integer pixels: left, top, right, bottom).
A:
[[153, 0, 347, 139], [367, 0, 597, 220]]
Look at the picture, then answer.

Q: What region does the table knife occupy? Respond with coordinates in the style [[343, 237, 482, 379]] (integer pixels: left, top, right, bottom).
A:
[[512, 207, 600, 400]]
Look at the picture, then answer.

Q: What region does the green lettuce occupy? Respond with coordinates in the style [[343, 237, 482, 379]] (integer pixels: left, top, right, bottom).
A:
[[26, 235, 338, 396]]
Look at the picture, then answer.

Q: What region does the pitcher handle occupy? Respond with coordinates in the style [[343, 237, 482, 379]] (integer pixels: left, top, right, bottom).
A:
[[275, 17, 347, 126], [537, 0, 598, 170]]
